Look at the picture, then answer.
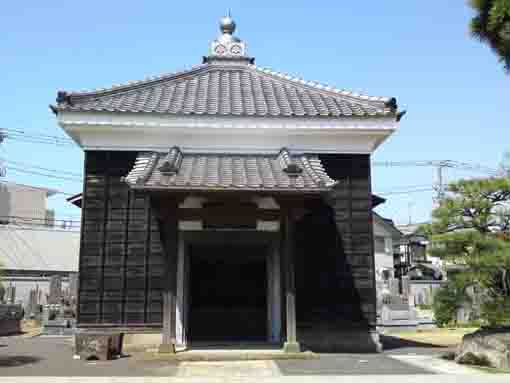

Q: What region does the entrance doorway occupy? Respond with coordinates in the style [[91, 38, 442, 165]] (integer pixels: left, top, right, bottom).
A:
[[188, 245, 267, 342]]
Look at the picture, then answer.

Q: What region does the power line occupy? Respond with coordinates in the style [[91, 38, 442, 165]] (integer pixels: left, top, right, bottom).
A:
[[1, 128, 74, 143], [4, 136, 76, 147], [6, 166, 82, 182], [0, 215, 82, 224], [373, 159, 500, 204], [0, 158, 82, 177], [375, 188, 434, 196]]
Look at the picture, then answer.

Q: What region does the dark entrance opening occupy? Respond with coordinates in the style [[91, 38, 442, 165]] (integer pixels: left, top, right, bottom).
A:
[[189, 245, 267, 342]]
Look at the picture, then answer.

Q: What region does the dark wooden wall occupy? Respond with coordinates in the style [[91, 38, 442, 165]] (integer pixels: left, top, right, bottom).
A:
[[78, 151, 165, 326], [321, 154, 376, 326], [77, 151, 375, 332], [295, 154, 375, 328]]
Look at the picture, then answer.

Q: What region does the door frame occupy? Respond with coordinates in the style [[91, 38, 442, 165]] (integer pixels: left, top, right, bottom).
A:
[[175, 230, 281, 348]]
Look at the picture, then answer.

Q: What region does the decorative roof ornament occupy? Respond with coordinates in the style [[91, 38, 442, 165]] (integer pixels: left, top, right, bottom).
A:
[[208, 14, 252, 63]]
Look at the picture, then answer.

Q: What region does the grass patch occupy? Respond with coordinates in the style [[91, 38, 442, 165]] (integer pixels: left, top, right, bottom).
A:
[[471, 366, 510, 374], [389, 328, 479, 347]]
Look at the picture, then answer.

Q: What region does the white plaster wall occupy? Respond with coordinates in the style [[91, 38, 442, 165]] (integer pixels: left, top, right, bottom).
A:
[[373, 217, 395, 279], [0, 184, 48, 223]]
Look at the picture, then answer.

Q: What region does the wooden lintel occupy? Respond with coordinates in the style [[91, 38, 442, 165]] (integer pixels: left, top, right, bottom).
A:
[[177, 207, 280, 221]]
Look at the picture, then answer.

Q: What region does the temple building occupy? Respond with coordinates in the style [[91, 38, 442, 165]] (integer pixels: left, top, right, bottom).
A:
[[52, 16, 404, 353]]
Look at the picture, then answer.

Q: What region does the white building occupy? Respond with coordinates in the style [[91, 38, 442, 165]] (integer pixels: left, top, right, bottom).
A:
[[373, 212, 401, 280], [0, 182, 79, 309], [0, 182, 56, 225]]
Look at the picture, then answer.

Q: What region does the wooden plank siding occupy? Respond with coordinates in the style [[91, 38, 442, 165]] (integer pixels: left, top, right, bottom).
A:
[[318, 154, 376, 326], [78, 151, 165, 327], [77, 151, 376, 334]]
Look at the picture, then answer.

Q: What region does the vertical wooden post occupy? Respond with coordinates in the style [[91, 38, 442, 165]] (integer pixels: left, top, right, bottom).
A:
[[272, 241, 282, 343], [266, 248, 273, 342], [283, 210, 300, 353], [176, 237, 186, 347], [157, 198, 178, 354]]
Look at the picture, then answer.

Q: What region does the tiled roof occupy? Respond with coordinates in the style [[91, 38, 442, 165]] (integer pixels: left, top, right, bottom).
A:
[[124, 147, 337, 192], [54, 61, 397, 118]]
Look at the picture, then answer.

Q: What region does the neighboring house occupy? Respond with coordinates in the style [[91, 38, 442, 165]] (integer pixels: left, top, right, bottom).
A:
[[0, 183, 80, 310], [395, 223, 444, 309], [0, 182, 56, 225], [52, 16, 403, 353], [373, 213, 402, 281], [395, 223, 443, 279]]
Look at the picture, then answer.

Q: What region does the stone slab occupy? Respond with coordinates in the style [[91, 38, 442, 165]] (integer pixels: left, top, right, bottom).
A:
[[74, 332, 124, 361], [140, 349, 317, 362]]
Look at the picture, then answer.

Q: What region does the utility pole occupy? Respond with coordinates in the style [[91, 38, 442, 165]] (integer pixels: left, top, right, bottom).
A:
[[0, 129, 5, 177], [407, 201, 414, 225], [433, 161, 450, 207]]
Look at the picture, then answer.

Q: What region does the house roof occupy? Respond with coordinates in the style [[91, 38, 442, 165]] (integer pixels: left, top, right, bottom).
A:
[[124, 147, 337, 193], [52, 17, 399, 120], [66, 193, 82, 208], [0, 181, 58, 197], [53, 64, 397, 119], [397, 223, 428, 236], [373, 212, 402, 239]]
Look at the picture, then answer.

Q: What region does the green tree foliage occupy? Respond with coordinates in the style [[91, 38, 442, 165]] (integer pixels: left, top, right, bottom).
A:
[[424, 177, 510, 326], [469, 0, 510, 72], [433, 278, 470, 326]]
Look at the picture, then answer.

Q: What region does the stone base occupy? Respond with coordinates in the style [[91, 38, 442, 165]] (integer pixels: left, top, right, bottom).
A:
[[283, 341, 301, 353], [158, 342, 176, 354]]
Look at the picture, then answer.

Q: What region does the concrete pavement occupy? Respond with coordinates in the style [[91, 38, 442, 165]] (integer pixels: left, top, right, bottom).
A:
[[1, 376, 510, 383], [1, 335, 508, 381]]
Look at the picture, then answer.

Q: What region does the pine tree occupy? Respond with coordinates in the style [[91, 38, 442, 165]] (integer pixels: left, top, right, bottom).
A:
[[424, 177, 510, 326], [469, 0, 510, 72]]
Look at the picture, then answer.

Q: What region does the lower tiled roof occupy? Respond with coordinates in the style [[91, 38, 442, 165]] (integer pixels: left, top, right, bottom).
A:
[[124, 147, 336, 192]]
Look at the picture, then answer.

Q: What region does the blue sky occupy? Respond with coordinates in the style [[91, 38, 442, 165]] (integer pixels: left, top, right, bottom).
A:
[[0, 1, 508, 225]]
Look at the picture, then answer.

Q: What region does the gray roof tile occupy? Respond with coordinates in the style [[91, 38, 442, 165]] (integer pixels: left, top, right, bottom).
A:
[[56, 62, 397, 118], [124, 147, 336, 192]]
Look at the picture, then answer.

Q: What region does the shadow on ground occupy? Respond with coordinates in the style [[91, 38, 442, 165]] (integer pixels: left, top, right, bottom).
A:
[[381, 334, 446, 350], [0, 356, 42, 368]]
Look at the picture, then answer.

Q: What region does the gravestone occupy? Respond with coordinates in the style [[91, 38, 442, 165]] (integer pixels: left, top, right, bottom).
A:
[[388, 278, 400, 296], [69, 273, 78, 300], [48, 276, 62, 304], [42, 302, 76, 336], [380, 302, 418, 329], [6, 285, 16, 304], [27, 288, 39, 319], [401, 276, 410, 297]]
